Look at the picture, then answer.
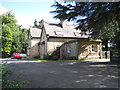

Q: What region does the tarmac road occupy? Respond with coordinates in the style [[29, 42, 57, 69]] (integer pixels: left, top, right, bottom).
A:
[[1, 58, 120, 88]]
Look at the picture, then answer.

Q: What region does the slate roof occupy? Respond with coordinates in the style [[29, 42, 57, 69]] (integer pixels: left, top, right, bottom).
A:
[[29, 22, 88, 39], [30, 28, 41, 38], [44, 22, 88, 39]]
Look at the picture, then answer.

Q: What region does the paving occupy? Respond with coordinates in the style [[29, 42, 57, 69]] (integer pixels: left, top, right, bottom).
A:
[[1, 58, 120, 88]]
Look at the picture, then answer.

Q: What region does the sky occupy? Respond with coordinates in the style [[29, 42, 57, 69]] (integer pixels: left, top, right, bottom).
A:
[[1, 0, 118, 28], [0, 0, 60, 29]]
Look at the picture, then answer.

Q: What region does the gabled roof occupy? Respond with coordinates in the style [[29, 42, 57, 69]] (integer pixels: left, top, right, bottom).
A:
[[43, 22, 88, 39], [29, 28, 41, 38]]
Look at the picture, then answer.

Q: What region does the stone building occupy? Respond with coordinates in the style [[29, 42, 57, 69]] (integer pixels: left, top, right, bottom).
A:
[[27, 21, 102, 60], [60, 39, 102, 60], [27, 28, 41, 58]]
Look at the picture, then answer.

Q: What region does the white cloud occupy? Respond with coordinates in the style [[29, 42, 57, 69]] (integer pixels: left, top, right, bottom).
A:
[[0, 0, 54, 2], [15, 13, 35, 29], [0, 5, 9, 15], [0, 4, 59, 29], [15, 13, 59, 29], [40, 13, 59, 23]]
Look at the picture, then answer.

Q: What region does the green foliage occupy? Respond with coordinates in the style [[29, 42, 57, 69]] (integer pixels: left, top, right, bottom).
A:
[[19, 28, 28, 53], [51, 2, 120, 49], [50, 1, 69, 21], [1, 11, 28, 57], [2, 12, 17, 25], [1, 62, 26, 88], [33, 19, 44, 29], [2, 24, 12, 57]]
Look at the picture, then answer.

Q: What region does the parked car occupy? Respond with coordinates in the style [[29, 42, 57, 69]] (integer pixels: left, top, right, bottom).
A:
[[12, 53, 27, 59], [20, 53, 27, 58], [12, 53, 22, 59]]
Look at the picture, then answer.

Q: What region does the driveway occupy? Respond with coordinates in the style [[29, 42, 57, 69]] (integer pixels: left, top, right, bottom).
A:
[[1, 59, 120, 88]]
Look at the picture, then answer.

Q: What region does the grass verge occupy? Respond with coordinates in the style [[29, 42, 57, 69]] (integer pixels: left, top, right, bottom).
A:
[[22, 58, 77, 62], [1, 62, 26, 88]]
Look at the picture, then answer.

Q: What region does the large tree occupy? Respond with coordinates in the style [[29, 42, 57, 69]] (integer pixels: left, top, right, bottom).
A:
[[1, 24, 12, 57], [0, 12, 28, 57], [51, 2, 120, 50]]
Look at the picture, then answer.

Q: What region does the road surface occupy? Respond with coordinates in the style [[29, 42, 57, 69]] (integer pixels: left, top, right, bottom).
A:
[[1, 58, 120, 88]]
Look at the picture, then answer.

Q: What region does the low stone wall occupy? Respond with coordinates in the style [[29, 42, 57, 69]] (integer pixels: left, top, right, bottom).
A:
[[102, 51, 110, 59], [60, 39, 101, 60]]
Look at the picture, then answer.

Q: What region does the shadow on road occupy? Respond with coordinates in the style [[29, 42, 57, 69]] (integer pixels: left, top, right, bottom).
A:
[[2, 59, 120, 88]]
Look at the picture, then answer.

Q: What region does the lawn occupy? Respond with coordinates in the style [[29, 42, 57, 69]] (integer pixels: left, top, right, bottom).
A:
[[22, 58, 76, 62]]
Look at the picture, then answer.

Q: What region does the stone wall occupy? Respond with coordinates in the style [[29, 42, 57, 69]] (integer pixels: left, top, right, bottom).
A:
[[60, 40, 102, 60], [78, 41, 101, 60], [47, 38, 76, 55], [102, 51, 110, 59], [39, 29, 47, 59], [60, 41, 78, 59], [31, 38, 40, 47], [47, 38, 64, 52], [28, 38, 40, 58]]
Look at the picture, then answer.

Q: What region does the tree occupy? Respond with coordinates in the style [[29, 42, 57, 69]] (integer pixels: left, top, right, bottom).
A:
[[110, 20, 120, 49], [0, 11, 28, 57], [19, 27, 28, 53], [50, 1, 69, 21], [33, 19, 44, 29], [51, 2, 120, 50], [1, 24, 12, 57]]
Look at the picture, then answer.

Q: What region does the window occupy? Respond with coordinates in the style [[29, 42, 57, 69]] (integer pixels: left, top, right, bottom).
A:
[[67, 47, 71, 53], [91, 45, 97, 52], [54, 31, 63, 35]]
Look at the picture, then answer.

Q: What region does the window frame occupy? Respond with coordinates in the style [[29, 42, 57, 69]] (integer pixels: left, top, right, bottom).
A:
[[91, 44, 97, 53]]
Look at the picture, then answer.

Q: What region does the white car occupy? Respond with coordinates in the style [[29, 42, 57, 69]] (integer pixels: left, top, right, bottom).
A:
[[20, 53, 27, 58]]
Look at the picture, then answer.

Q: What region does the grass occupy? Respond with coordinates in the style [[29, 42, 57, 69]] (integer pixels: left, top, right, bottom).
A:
[[22, 58, 110, 62], [1, 62, 26, 88], [22, 58, 77, 62]]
